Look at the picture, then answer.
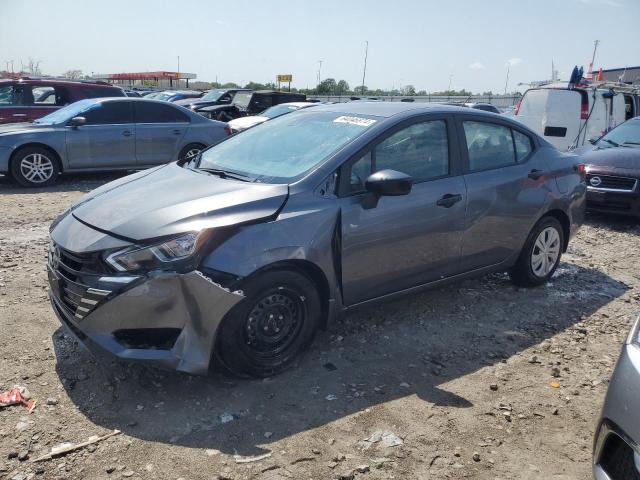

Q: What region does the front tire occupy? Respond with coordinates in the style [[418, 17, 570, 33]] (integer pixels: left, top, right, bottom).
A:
[[10, 146, 60, 187], [215, 270, 321, 378], [509, 216, 564, 287]]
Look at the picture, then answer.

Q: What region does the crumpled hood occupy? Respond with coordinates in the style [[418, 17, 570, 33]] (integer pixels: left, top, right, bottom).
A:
[[71, 163, 288, 241], [575, 146, 640, 172]]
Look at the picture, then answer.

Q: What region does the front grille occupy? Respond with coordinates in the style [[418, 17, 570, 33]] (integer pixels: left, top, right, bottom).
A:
[[599, 434, 640, 480], [588, 174, 637, 191], [48, 241, 112, 321]]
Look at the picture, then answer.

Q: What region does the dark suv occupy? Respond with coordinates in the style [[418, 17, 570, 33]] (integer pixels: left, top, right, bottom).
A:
[[0, 78, 125, 124], [174, 88, 252, 113], [199, 90, 306, 121]]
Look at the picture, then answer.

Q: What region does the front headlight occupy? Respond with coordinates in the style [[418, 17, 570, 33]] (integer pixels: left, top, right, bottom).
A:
[[105, 232, 205, 272]]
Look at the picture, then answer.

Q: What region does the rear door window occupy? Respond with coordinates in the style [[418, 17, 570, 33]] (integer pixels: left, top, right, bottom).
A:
[[135, 102, 190, 123], [83, 101, 133, 125], [513, 130, 533, 161], [463, 121, 516, 171]]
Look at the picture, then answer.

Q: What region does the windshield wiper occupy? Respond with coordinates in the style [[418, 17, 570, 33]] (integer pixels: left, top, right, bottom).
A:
[[198, 167, 251, 182], [601, 138, 619, 147], [621, 141, 640, 147]]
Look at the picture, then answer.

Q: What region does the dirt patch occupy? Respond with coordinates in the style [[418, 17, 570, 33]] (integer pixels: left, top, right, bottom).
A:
[[0, 173, 638, 479]]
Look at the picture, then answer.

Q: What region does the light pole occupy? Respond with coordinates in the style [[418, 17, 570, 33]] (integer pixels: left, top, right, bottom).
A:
[[361, 40, 368, 95], [317, 60, 323, 85], [504, 63, 510, 95], [448, 74, 453, 91]]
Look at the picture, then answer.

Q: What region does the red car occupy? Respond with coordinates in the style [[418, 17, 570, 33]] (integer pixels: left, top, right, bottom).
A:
[[0, 78, 125, 124]]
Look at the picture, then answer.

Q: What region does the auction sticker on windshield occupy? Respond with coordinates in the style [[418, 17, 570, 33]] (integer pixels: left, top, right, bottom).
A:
[[333, 116, 377, 127]]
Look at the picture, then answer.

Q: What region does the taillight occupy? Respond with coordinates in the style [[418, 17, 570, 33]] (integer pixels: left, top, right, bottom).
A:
[[580, 101, 589, 120], [224, 126, 233, 136], [514, 99, 522, 116]]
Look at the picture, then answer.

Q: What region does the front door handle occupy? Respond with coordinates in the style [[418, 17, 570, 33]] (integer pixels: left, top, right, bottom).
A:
[[122, 130, 133, 137], [528, 169, 545, 180], [12, 113, 27, 117], [172, 129, 182, 135], [436, 193, 463, 208]]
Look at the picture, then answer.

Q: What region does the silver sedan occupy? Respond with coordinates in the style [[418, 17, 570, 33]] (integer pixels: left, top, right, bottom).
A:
[[0, 98, 230, 187]]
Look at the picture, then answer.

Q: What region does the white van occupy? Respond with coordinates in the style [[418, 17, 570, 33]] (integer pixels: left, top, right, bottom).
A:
[[514, 83, 637, 151]]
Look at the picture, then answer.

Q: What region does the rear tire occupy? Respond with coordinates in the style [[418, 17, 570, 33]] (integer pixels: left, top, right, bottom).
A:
[[178, 143, 206, 162], [215, 270, 321, 378], [10, 146, 60, 187], [509, 216, 564, 287]]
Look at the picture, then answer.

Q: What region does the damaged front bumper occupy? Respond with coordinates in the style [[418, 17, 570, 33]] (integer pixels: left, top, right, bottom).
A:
[[47, 214, 244, 375], [49, 268, 243, 375]]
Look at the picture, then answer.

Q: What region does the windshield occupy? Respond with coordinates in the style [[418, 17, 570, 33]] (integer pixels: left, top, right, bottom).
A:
[[198, 111, 378, 183], [202, 89, 227, 101], [155, 92, 174, 101], [261, 104, 304, 119], [599, 120, 640, 148], [33, 99, 96, 124]]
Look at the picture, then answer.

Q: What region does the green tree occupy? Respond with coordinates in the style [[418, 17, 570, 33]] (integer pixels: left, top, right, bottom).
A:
[[336, 79, 350, 95], [353, 85, 368, 95], [221, 82, 240, 88], [63, 69, 83, 79], [401, 85, 416, 96], [316, 78, 338, 94]]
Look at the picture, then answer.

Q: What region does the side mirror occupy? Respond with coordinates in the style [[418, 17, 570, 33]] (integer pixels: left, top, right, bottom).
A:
[[588, 136, 600, 145], [362, 169, 412, 209], [69, 116, 86, 127]]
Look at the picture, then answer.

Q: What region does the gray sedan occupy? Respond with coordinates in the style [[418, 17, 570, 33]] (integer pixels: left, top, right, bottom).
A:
[[593, 315, 640, 480], [47, 102, 585, 377], [0, 98, 230, 187]]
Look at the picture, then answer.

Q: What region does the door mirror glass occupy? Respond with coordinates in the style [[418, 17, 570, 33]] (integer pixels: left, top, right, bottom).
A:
[[365, 169, 413, 196], [69, 116, 86, 127]]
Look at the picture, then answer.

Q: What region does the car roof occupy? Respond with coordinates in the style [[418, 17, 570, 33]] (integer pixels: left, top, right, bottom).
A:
[[0, 78, 117, 88], [307, 101, 470, 118]]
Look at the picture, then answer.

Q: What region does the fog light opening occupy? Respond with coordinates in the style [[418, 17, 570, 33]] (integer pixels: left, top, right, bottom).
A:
[[113, 328, 181, 350]]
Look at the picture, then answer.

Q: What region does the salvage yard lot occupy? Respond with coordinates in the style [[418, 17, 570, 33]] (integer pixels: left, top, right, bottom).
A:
[[0, 173, 638, 480]]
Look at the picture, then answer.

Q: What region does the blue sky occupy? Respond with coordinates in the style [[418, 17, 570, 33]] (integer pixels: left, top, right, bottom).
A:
[[2, 0, 639, 92]]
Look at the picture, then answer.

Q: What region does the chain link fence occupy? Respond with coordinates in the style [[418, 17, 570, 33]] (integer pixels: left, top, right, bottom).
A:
[[308, 94, 521, 108]]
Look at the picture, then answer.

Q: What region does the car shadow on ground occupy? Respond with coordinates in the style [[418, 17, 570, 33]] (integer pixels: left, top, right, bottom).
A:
[[585, 211, 639, 231], [54, 263, 626, 456], [0, 172, 131, 194]]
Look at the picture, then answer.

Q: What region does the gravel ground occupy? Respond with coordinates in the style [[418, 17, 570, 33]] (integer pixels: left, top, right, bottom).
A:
[[0, 172, 638, 480]]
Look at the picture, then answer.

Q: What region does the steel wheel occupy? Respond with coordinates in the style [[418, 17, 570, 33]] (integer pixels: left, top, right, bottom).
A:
[[243, 288, 304, 357], [531, 226, 561, 277], [20, 153, 54, 184]]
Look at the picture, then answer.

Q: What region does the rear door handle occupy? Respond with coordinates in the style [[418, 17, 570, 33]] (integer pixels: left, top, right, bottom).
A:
[[172, 129, 182, 135], [12, 113, 27, 117], [436, 193, 463, 208], [528, 169, 545, 180], [122, 130, 133, 137]]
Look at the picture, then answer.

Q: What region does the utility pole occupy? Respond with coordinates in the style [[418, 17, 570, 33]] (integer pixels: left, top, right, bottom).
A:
[[317, 60, 323, 85], [361, 40, 368, 95], [448, 74, 453, 91], [504, 63, 510, 95], [590, 40, 600, 70]]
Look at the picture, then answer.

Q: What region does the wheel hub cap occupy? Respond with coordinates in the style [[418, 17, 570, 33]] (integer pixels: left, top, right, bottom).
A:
[[531, 227, 560, 277], [20, 153, 54, 183]]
